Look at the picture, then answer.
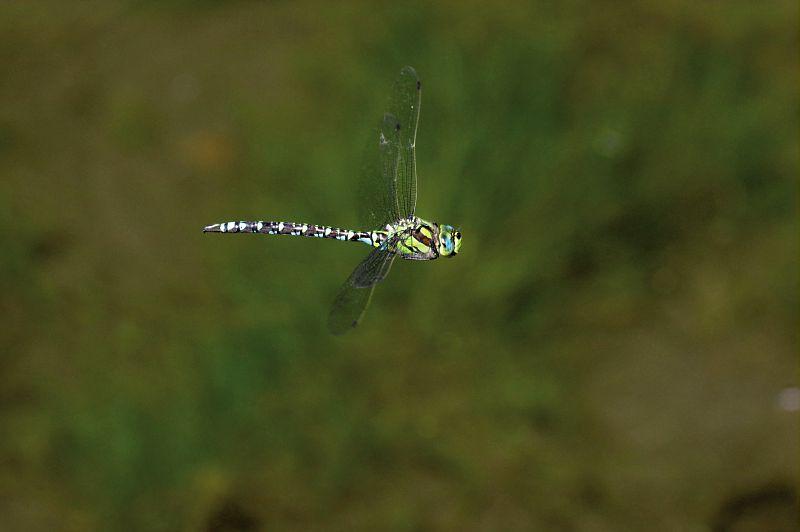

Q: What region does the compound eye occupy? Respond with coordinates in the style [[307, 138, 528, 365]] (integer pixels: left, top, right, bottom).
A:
[[455, 231, 461, 239]]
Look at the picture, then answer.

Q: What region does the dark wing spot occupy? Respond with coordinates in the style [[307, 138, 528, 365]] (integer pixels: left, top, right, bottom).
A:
[[416, 80, 421, 90], [395, 122, 401, 131]]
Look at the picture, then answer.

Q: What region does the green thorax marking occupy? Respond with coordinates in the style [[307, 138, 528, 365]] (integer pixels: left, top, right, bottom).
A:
[[377, 217, 440, 260]]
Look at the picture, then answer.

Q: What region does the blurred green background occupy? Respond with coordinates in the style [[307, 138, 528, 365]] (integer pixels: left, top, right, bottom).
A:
[[1, 1, 797, 530]]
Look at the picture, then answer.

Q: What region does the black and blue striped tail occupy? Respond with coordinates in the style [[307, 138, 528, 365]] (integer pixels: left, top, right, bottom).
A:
[[203, 220, 380, 245]]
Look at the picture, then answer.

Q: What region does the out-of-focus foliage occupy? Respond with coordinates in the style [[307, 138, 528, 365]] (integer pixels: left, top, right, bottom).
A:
[[0, 1, 796, 530]]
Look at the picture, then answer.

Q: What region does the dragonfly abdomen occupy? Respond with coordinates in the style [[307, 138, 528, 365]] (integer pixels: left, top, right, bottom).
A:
[[203, 220, 386, 247]]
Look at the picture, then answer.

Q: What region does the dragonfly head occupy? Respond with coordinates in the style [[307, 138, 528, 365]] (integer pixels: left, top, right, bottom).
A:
[[437, 224, 462, 258]]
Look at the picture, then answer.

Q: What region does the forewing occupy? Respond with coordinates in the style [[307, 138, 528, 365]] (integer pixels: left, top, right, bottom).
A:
[[358, 115, 400, 229], [327, 245, 396, 335], [388, 66, 421, 220], [358, 66, 421, 229]]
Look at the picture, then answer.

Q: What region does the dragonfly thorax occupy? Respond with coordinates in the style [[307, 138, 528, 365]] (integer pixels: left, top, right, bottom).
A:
[[385, 217, 461, 260]]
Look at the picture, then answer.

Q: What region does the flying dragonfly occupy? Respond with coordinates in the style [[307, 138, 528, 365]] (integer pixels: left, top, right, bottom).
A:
[[203, 66, 462, 334]]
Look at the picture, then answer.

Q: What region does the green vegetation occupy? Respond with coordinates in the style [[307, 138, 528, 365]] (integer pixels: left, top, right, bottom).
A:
[[0, 1, 796, 530]]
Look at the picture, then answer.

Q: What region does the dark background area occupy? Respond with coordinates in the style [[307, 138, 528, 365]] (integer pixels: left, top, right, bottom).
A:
[[1, 1, 797, 530]]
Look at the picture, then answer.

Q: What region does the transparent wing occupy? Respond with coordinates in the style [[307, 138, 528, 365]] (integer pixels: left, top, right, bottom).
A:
[[327, 244, 397, 335], [389, 66, 421, 220], [334, 67, 420, 333], [358, 115, 400, 229], [358, 66, 421, 228]]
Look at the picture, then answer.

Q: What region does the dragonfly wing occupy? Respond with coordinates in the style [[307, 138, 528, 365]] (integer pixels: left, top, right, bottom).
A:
[[350, 240, 397, 288], [327, 244, 396, 335], [358, 66, 421, 228], [388, 65, 421, 220], [328, 282, 378, 336], [359, 116, 401, 229]]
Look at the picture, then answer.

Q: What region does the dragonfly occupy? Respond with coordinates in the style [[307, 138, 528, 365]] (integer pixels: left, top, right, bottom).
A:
[[203, 66, 462, 334]]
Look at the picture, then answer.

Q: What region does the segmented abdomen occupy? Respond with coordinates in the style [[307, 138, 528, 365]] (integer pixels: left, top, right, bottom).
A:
[[203, 220, 386, 247]]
